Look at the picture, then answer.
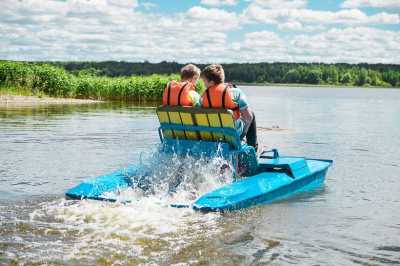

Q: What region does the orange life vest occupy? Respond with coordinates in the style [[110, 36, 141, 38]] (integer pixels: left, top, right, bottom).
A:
[[162, 81, 195, 106], [201, 83, 241, 120]]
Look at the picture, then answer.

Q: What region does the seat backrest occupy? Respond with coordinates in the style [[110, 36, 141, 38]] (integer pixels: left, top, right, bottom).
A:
[[156, 106, 241, 149]]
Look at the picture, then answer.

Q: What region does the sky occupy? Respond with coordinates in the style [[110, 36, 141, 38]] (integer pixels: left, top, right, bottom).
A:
[[0, 0, 399, 63]]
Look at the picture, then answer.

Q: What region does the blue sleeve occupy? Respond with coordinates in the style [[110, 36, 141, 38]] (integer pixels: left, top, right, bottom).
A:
[[231, 87, 249, 110]]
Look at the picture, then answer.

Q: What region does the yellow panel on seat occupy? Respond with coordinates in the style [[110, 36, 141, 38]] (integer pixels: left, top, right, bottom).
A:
[[180, 112, 198, 139], [163, 129, 173, 138], [167, 111, 185, 138], [180, 112, 194, 125], [195, 114, 212, 140], [199, 131, 212, 140], [157, 111, 170, 123], [220, 113, 235, 128], [169, 112, 181, 124], [156, 107, 239, 147], [174, 130, 185, 139], [207, 114, 221, 127], [157, 110, 173, 139], [185, 131, 198, 140], [195, 113, 209, 126], [207, 113, 223, 141]]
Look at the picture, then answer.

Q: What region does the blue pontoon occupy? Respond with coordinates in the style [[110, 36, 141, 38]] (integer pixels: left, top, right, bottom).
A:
[[66, 106, 332, 212]]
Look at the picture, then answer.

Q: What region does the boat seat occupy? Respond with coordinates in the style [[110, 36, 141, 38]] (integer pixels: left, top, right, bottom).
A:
[[156, 106, 241, 149]]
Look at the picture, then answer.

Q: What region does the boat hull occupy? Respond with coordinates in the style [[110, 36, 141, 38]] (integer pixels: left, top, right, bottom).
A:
[[192, 159, 331, 212], [65, 166, 138, 201], [65, 155, 332, 212]]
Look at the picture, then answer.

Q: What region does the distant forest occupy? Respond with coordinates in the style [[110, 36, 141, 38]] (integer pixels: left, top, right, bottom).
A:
[[52, 61, 400, 87]]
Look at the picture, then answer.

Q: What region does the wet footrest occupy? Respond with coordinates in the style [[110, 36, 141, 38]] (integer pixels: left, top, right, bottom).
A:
[[258, 157, 310, 179]]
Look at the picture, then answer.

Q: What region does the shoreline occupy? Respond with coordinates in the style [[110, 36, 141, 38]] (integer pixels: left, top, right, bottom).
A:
[[1, 82, 398, 107], [235, 82, 398, 89], [0, 94, 103, 107]]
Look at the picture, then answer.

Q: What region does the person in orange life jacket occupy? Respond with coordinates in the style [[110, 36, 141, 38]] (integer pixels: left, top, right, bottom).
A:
[[162, 64, 201, 107], [200, 64, 258, 151]]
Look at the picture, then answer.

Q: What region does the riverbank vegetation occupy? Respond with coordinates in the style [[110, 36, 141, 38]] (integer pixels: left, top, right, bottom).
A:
[[1, 60, 399, 101], [0, 61, 189, 101], [57, 61, 400, 88]]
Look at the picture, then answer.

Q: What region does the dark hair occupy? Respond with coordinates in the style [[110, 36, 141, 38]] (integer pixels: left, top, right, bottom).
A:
[[180, 64, 200, 80], [201, 64, 225, 84]]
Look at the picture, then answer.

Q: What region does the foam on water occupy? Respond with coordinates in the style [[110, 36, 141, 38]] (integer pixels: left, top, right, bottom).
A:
[[23, 151, 233, 264]]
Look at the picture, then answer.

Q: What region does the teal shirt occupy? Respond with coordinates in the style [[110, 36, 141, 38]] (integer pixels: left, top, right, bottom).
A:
[[231, 87, 250, 136], [230, 87, 249, 110]]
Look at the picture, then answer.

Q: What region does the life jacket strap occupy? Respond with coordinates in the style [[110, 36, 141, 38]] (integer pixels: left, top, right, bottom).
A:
[[206, 88, 212, 108], [222, 85, 228, 109], [177, 82, 188, 106], [167, 81, 172, 106]]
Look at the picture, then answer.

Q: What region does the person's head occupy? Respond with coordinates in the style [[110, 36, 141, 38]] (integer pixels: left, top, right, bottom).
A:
[[200, 64, 225, 88], [180, 64, 200, 84]]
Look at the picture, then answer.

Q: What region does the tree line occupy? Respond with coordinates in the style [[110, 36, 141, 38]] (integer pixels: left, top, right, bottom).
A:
[[1, 60, 399, 102], [53, 61, 400, 87]]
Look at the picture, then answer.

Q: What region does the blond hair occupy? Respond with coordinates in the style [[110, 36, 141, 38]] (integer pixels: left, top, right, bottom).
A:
[[180, 64, 200, 80]]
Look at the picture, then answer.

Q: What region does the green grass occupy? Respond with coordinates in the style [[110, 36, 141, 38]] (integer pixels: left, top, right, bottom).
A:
[[0, 61, 205, 101], [0, 86, 36, 96]]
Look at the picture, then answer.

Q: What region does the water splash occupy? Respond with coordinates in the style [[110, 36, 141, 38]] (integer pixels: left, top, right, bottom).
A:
[[18, 150, 233, 264], [103, 146, 235, 205]]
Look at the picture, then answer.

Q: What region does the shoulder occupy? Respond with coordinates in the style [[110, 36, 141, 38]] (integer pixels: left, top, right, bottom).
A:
[[230, 86, 244, 95], [166, 80, 176, 87], [228, 85, 245, 100], [229, 85, 249, 109], [188, 90, 201, 106], [188, 90, 200, 96]]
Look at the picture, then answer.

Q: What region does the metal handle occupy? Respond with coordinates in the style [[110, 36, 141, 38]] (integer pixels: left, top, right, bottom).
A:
[[259, 148, 279, 159]]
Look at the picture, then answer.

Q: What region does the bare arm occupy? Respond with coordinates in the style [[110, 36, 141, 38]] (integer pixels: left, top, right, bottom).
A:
[[240, 107, 253, 137]]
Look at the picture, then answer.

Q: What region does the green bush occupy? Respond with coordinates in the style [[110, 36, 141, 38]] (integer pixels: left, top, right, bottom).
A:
[[304, 69, 323, 84], [283, 69, 301, 83], [0, 61, 197, 101], [340, 72, 353, 84]]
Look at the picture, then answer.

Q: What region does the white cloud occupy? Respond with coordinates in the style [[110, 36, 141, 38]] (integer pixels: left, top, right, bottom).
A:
[[277, 21, 303, 31], [141, 2, 158, 10], [289, 27, 400, 63], [230, 31, 290, 62], [250, 0, 307, 9], [0, 0, 399, 63], [0, 1, 239, 62], [186, 6, 239, 30], [242, 1, 400, 25], [200, 0, 237, 7], [224, 27, 400, 63], [107, 0, 138, 8], [243, 31, 285, 49], [342, 0, 400, 9], [277, 21, 326, 32]]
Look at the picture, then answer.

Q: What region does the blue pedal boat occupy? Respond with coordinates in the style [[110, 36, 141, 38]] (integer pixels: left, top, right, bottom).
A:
[[66, 106, 333, 212]]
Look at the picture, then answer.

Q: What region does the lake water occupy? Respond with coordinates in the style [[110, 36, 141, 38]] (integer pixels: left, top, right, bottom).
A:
[[1, 86, 400, 265]]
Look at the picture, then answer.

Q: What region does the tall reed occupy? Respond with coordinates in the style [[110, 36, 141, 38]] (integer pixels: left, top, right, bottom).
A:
[[0, 61, 204, 101]]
